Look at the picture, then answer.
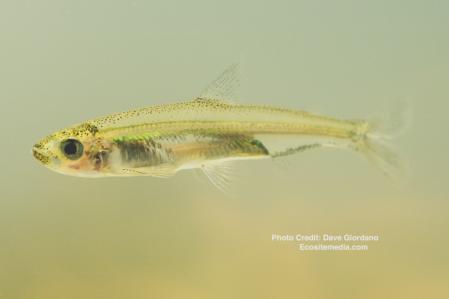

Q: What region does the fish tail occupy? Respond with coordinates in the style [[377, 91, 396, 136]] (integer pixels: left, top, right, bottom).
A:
[[355, 101, 412, 181]]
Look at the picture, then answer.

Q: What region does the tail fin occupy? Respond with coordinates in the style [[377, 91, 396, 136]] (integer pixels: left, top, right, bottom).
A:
[[356, 101, 412, 182]]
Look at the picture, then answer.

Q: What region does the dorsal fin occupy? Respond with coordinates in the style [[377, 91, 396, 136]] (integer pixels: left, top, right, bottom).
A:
[[190, 97, 235, 106], [197, 63, 239, 103]]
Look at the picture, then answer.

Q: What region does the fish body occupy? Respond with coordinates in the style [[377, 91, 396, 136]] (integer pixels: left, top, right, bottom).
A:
[[32, 66, 404, 184], [32, 98, 371, 177]]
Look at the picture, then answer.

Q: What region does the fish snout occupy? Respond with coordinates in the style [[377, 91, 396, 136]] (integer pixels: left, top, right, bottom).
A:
[[32, 144, 50, 165]]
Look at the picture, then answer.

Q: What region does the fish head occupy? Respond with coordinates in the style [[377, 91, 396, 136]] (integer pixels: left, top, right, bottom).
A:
[[32, 123, 109, 177]]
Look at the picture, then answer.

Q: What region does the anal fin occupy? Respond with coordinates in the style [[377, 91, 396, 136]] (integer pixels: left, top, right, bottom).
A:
[[270, 143, 322, 158]]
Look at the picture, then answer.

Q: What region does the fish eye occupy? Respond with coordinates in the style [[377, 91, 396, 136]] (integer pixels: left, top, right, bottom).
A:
[[60, 139, 84, 160]]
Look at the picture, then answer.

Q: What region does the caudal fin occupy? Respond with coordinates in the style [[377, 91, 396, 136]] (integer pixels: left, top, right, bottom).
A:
[[357, 101, 412, 182]]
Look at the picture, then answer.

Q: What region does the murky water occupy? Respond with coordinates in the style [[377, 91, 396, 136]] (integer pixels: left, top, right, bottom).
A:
[[1, 1, 448, 298]]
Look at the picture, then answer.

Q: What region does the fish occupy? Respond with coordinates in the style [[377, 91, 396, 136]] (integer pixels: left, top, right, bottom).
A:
[[32, 65, 407, 189]]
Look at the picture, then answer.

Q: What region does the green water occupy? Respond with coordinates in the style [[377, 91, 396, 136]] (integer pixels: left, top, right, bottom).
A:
[[1, 1, 448, 298]]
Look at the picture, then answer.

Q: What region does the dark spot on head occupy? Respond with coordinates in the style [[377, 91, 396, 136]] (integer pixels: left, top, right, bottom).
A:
[[85, 124, 99, 135]]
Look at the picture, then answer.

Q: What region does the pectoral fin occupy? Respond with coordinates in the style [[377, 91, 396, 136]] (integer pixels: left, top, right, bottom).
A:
[[121, 164, 176, 178]]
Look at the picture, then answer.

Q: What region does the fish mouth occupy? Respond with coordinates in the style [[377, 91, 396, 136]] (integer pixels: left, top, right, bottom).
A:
[[32, 145, 50, 165]]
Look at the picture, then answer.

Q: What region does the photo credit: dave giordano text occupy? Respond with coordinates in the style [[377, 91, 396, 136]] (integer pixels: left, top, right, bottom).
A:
[[271, 234, 380, 252]]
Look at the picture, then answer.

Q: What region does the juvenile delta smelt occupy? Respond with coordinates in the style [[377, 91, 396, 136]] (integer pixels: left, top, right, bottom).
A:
[[32, 65, 405, 189]]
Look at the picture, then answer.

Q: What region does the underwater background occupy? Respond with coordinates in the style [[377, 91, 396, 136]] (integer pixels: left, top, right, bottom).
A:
[[1, 1, 448, 298]]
